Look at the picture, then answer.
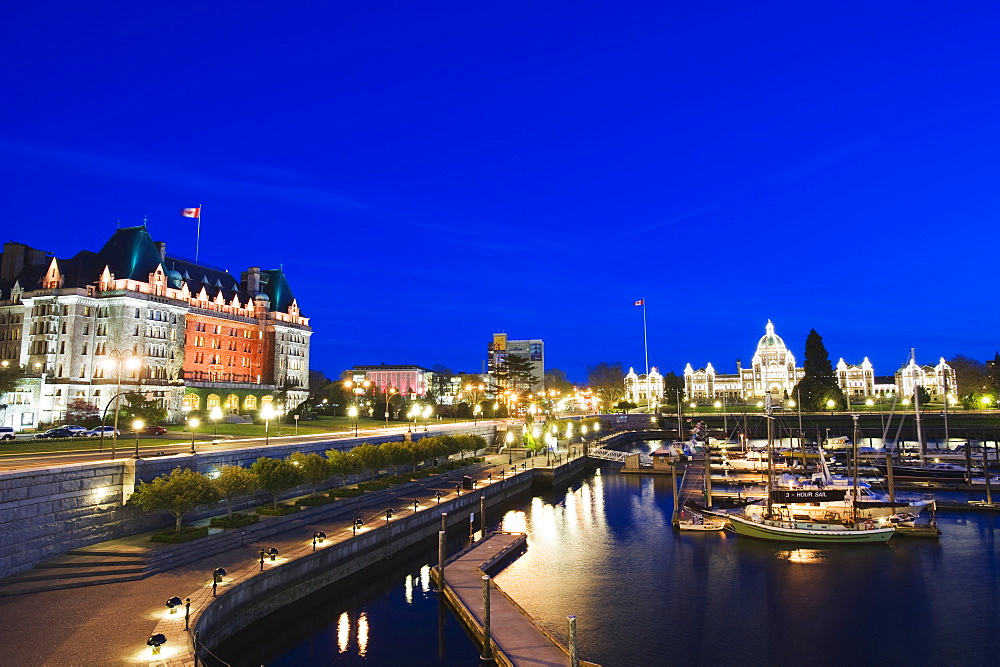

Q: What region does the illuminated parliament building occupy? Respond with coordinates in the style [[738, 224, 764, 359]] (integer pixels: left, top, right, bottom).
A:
[[682, 320, 955, 402], [0, 225, 310, 429]]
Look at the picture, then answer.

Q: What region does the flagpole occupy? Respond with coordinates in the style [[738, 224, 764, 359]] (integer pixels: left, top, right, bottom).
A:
[[195, 203, 202, 262], [642, 299, 649, 375]]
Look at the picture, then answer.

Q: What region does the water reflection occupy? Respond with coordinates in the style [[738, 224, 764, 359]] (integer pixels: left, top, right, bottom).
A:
[[337, 612, 349, 653]]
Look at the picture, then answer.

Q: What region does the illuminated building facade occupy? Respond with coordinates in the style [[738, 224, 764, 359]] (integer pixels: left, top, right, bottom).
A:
[[0, 226, 310, 428], [624, 367, 663, 405], [487, 333, 544, 393], [682, 320, 955, 401]]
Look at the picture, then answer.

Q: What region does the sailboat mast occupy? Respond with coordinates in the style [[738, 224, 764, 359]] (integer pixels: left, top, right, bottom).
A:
[[766, 406, 774, 516], [912, 348, 925, 463], [852, 414, 860, 522]]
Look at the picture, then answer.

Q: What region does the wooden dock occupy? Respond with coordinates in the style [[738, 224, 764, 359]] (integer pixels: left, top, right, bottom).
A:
[[436, 532, 587, 667]]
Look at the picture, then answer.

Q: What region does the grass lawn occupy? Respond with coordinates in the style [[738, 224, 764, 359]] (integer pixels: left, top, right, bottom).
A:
[[0, 415, 482, 456]]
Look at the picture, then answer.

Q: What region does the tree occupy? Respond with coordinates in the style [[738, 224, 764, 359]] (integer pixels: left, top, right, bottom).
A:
[[615, 400, 638, 413], [663, 372, 685, 394], [118, 392, 167, 426], [791, 329, 845, 410], [64, 399, 100, 427], [544, 368, 574, 394], [351, 443, 386, 480], [213, 465, 258, 519], [130, 467, 220, 533], [947, 355, 988, 403], [379, 441, 410, 475], [495, 353, 537, 392], [0, 363, 24, 398], [587, 362, 626, 411], [326, 448, 360, 487], [250, 457, 303, 508], [288, 451, 331, 494]]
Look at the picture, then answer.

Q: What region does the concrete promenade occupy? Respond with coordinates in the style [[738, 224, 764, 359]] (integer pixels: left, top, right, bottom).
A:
[[0, 454, 561, 665], [438, 532, 572, 667]]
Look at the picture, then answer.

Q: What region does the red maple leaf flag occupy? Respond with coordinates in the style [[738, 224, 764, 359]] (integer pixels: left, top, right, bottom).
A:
[[181, 207, 201, 218], [634, 299, 644, 306]]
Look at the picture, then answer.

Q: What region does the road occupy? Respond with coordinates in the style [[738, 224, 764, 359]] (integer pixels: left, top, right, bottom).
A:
[[0, 421, 483, 472]]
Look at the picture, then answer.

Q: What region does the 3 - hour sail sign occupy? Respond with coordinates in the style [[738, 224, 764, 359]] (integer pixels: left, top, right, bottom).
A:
[[774, 489, 847, 502]]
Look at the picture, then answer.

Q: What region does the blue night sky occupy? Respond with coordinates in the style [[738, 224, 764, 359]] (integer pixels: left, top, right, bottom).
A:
[[3, 2, 999, 382]]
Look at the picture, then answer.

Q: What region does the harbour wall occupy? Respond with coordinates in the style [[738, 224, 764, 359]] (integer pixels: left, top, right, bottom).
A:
[[193, 471, 536, 660], [0, 425, 496, 580]]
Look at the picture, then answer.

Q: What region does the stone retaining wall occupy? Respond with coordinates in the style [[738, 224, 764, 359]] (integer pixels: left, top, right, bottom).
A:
[[0, 424, 496, 579]]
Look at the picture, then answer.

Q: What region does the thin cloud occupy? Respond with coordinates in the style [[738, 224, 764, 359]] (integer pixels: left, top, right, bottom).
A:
[[0, 143, 368, 212]]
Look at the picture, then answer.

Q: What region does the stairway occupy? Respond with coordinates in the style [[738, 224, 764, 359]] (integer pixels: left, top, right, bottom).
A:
[[0, 546, 152, 596]]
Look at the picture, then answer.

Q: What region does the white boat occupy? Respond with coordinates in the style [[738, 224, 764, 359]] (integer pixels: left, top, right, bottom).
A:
[[764, 472, 933, 520], [677, 513, 727, 531], [722, 412, 896, 544]]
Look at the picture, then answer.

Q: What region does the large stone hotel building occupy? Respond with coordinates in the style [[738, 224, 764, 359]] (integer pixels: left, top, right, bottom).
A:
[[0, 225, 310, 429]]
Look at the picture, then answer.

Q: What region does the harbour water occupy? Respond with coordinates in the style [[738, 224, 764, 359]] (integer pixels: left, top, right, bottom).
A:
[[228, 463, 1000, 666]]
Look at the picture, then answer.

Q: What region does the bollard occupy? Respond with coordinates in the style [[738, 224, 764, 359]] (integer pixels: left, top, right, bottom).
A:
[[437, 530, 446, 590], [184, 598, 191, 631], [568, 615, 579, 667], [481, 575, 493, 661], [480, 495, 486, 539]]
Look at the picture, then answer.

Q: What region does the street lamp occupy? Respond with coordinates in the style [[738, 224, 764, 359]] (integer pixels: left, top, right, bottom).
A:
[[348, 406, 358, 436], [261, 403, 274, 445], [210, 406, 222, 437], [473, 404, 482, 425], [188, 417, 199, 454], [422, 405, 432, 431], [506, 430, 514, 464], [103, 352, 140, 450], [132, 419, 144, 459], [384, 387, 397, 428]]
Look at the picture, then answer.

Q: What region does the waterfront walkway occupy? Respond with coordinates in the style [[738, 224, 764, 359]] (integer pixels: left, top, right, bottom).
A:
[[440, 532, 572, 667], [0, 453, 548, 665]]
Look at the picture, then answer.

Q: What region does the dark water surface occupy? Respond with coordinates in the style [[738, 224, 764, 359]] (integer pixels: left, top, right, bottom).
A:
[[237, 465, 1000, 666]]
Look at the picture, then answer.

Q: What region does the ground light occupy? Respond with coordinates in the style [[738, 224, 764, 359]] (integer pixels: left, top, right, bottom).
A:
[[165, 596, 182, 614], [268, 547, 279, 561], [212, 567, 226, 596], [353, 517, 364, 535], [147, 634, 167, 656]]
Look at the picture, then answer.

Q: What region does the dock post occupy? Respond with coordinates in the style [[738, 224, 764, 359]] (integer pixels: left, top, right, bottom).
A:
[[568, 615, 579, 667], [440, 511, 448, 534], [481, 575, 493, 661], [437, 530, 446, 590], [480, 495, 486, 538]]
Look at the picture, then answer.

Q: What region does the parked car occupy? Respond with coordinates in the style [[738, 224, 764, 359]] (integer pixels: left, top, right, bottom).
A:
[[143, 425, 168, 435], [0, 426, 16, 441], [59, 425, 88, 435], [87, 426, 121, 438], [34, 428, 77, 439]]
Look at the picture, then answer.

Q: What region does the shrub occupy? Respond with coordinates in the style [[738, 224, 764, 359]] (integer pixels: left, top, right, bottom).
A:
[[299, 494, 336, 507], [331, 487, 364, 498], [210, 513, 260, 529], [257, 504, 301, 516], [357, 480, 391, 492], [150, 526, 209, 543]]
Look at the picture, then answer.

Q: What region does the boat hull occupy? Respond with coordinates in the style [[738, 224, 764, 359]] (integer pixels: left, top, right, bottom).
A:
[[726, 514, 895, 543]]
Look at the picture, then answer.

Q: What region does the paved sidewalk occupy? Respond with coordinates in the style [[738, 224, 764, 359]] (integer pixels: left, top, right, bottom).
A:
[[0, 454, 538, 665]]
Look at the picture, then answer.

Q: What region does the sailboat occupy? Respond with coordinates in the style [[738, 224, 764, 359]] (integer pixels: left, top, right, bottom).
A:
[[722, 405, 895, 544]]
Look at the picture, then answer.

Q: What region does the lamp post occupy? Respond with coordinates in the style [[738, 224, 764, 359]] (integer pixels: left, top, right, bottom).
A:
[[188, 417, 199, 454], [210, 406, 222, 438], [423, 405, 432, 431], [261, 403, 274, 445], [349, 406, 358, 436], [103, 351, 140, 453], [474, 404, 482, 425], [132, 419, 144, 459], [506, 430, 514, 464], [384, 387, 397, 428]]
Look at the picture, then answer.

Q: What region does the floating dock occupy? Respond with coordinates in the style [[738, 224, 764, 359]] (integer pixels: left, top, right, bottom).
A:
[[434, 532, 597, 666]]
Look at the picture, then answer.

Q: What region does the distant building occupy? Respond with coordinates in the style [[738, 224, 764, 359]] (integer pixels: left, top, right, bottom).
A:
[[487, 333, 544, 393], [0, 226, 311, 429], [348, 365, 431, 398], [624, 367, 664, 405], [682, 320, 956, 401]]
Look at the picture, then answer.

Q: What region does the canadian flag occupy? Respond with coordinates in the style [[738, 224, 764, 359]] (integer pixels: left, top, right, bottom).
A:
[[181, 207, 201, 218], [633, 299, 644, 306]]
